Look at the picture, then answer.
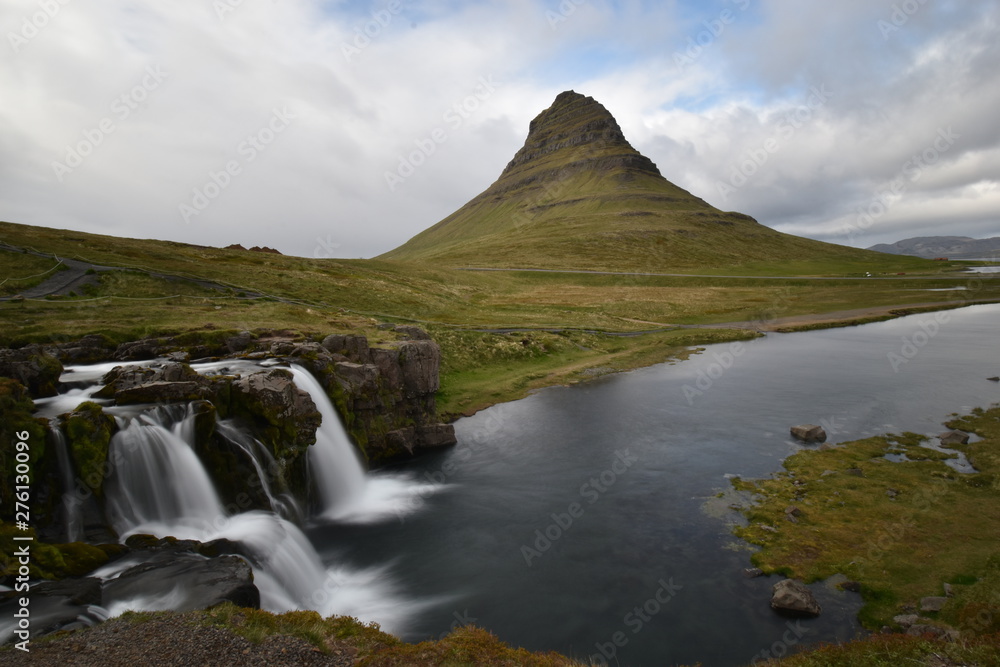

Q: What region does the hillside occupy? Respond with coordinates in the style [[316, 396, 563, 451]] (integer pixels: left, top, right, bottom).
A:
[[868, 235, 1000, 260], [380, 91, 891, 272]]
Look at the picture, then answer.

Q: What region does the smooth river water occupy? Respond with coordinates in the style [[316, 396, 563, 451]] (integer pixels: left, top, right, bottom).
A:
[[308, 303, 1000, 667]]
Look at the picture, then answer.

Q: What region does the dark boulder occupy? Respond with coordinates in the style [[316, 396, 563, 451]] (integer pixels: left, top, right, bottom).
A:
[[770, 579, 821, 617], [790, 424, 827, 443]]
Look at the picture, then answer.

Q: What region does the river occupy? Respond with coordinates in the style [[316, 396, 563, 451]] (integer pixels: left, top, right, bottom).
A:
[[307, 303, 1000, 666]]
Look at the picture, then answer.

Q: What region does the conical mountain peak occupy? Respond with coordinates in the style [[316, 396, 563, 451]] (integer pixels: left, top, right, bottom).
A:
[[498, 90, 661, 183], [380, 92, 869, 272]]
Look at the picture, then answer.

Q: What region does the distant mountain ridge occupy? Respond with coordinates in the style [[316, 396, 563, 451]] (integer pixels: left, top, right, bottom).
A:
[[380, 91, 884, 271], [868, 236, 1000, 260]]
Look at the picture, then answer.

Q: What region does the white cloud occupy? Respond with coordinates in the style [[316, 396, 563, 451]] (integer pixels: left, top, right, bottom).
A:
[[0, 0, 997, 258]]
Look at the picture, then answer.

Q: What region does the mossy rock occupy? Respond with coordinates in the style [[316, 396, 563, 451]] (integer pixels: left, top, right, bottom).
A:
[[62, 402, 117, 499], [0, 379, 49, 521]]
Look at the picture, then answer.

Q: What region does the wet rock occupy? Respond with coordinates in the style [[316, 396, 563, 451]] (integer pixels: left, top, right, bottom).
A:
[[102, 552, 259, 613], [790, 424, 827, 443], [743, 568, 765, 578], [988, 376, 999, 382], [920, 596, 948, 612], [98, 362, 217, 404], [939, 430, 970, 446], [0, 346, 63, 397], [229, 369, 321, 458], [32, 577, 103, 606], [770, 579, 822, 617]]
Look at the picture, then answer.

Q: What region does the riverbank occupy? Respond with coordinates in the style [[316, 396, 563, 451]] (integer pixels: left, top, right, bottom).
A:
[[731, 405, 1000, 637]]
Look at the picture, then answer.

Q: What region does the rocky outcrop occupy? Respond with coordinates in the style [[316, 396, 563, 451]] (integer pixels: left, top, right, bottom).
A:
[[0, 346, 63, 397], [228, 368, 322, 460], [770, 579, 822, 617], [0, 536, 259, 643], [103, 552, 259, 612], [96, 362, 217, 404], [790, 424, 827, 443]]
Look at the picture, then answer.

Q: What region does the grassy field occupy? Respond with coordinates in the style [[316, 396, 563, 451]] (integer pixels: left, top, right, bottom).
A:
[[3, 220, 999, 415], [732, 406, 1000, 635]]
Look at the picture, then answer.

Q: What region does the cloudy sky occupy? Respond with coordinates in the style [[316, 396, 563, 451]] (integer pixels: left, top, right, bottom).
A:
[[1, 0, 998, 259]]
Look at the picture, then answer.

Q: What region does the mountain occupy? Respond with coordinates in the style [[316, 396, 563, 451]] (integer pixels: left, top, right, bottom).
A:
[[380, 90, 885, 272], [868, 236, 1000, 260]]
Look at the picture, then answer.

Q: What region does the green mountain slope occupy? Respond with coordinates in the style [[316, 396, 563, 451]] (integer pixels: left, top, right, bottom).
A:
[[380, 91, 887, 272]]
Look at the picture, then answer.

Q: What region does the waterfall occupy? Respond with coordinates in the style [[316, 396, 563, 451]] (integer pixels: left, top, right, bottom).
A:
[[287, 365, 367, 513], [215, 420, 303, 522], [105, 405, 226, 538], [50, 427, 84, 542], [287, 364, 444, 523], [28, 359, 441, 636]]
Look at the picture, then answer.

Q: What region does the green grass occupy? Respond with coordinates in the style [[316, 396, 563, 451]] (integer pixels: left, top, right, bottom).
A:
[[3, 219, 1000, 416], [0, 249, 66, 296], [732, 406, 1000, 634]]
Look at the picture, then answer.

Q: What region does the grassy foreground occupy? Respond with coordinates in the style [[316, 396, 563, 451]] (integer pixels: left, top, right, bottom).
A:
[[733, 406, 1000, 635]]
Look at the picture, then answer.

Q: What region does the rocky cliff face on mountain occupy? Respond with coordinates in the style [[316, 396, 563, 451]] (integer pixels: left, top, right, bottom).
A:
[[868, 236, 1000, 259], [380, 90, 883, 271]]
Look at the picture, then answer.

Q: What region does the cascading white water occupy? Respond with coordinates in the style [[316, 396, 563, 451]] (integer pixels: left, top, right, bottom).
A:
[[29, 360, 442, 636], [50, 427, 84, 542], [215, 420, 303, 522], [287, 365, 366, 513], [105, 406, 226, 539], [287, 364, 444, 523]]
